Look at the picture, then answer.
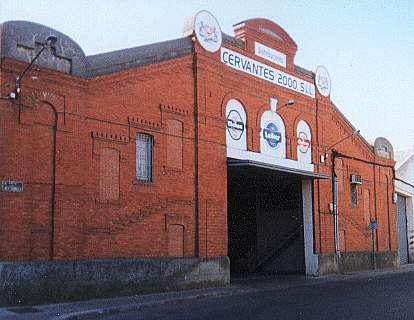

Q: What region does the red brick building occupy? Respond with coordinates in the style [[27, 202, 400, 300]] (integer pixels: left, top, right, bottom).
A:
[[0, 12, 398, 303]]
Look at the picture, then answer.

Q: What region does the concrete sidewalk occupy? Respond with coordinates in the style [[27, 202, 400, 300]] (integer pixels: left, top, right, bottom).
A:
[[1, 264, 414, 320]]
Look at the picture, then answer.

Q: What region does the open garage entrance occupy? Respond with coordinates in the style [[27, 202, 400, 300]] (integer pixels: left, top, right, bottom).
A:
[[227, 160, 320, 276]]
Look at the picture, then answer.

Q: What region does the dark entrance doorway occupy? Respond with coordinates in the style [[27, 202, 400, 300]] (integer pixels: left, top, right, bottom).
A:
[[228, 165, 305, 275]]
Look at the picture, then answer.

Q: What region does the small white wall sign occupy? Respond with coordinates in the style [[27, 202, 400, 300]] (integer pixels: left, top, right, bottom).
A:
[[255, 41, 286, 68]]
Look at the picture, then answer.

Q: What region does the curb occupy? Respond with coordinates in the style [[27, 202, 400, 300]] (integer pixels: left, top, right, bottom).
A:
[[62, 267, 414, 319], [58, 288, 253, 320]]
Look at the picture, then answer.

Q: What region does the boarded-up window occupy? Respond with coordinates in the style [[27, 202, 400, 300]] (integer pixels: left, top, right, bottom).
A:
[[168, 224, 184, 257], [363, 189, 371, 225], [136, 133, 153, 181], [99, 148, 120, 201], [167, 119, 183, 169]]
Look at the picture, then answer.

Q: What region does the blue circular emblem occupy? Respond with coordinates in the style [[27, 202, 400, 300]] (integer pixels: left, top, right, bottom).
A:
[[263, 122, 282, 148]]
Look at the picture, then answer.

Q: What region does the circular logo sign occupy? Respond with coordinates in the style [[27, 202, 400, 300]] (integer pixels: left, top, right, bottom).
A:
[[263, 122, 282, 149], [315, 66, 331, 97], [227, 109, 245, 141], [194, 10, 222, 53], [297, 131, 310, 153]]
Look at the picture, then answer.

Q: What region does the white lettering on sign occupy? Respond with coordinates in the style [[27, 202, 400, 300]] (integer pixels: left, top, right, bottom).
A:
[[1, 181, 23, 192], [260, 108, 286, 159], [221, 47, 315, 98], [255, 41, 286, 67]]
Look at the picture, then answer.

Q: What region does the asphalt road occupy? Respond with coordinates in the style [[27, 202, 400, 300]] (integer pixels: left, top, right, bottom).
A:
[[99, 272, 414, 320]]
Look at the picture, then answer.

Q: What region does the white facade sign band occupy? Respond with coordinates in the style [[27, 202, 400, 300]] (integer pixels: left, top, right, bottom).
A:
[[254, 41, 286, 67], [221, 47, 315, 98]]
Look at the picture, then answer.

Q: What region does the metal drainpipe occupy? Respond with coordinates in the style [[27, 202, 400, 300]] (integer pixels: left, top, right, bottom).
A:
[[49, 108, 58, 261], [332, 150, 340, 254], [192, 44, 200, 257], [315, 98, 322, 253]]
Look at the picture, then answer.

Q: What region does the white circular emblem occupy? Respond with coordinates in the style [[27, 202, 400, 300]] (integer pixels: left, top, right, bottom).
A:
[[226, 109, 245, 141], [315, 66, 331, 97], [194, 10, 222, 53]]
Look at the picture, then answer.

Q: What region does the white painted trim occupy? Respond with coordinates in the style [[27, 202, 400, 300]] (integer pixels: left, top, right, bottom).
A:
[[396, 181, 414, 198], [227, 148, 314, 172], [302, 179, 318, 275]]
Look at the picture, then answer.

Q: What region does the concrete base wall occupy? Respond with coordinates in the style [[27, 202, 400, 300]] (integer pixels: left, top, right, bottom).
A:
[[318, 251, 399, 275], [0, 256, 230, 307]]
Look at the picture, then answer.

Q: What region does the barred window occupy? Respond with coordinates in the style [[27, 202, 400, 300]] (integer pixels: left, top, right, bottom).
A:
[[136, 133, 153, 181], [350, 184, 358, 206]]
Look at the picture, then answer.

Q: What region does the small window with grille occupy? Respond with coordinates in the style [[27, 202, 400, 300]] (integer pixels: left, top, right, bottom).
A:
[[136, 133, 153, 182], [350, 183, 358, 206]]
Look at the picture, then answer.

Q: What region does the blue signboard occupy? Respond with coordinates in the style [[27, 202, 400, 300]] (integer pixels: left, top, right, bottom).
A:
[[2, 181, 23, 193], [263, 122, 282, 148]]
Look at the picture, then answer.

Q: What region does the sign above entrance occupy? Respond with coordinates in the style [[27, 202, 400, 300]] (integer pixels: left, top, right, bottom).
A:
[[315, 65, 331, 97], [221, 47, 315, 98], [194, 11, 222, 53], [263, 122, 282, 149], [225, 98, 314, 175], [260, 108, 286, 159]]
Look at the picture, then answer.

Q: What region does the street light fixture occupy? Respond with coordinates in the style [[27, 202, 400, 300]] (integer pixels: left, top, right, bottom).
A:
[[9, 35, 58, 100], [277, 99, 295, 113], [324, 129, 360, 158]]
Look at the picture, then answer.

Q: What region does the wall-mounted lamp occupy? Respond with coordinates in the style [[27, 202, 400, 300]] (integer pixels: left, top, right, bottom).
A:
[[277, 99, 295, 113], [9, 35, 58, 100], [321, 129, 360, 163]]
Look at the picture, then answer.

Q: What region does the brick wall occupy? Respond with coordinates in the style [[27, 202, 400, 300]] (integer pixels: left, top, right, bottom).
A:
[[0, 18, 397, 262]]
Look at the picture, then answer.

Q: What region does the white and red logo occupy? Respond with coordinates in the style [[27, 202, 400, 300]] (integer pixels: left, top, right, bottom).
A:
[[194, 11, 222, 53], [297, 131, 310, 153]]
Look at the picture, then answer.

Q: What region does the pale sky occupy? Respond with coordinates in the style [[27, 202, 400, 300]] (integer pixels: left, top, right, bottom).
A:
[[1, 0, 413, 151]]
